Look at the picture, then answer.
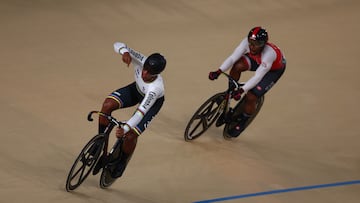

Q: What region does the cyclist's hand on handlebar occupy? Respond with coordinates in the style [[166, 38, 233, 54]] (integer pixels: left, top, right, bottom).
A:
[[232, 88, 244, 101], [116, 127, 125, 138], [228, 79, 237, 91], [122, 52, 132, 67], [208, 69, 222, 80]]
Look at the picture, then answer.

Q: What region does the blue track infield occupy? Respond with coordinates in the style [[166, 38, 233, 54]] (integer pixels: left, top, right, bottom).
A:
[[193, 180, 360, 203]]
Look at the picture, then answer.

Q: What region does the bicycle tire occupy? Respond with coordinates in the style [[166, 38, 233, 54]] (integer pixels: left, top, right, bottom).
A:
[[65, 134, 105, 191], [223, 95, 265, 139], [99, 153, 134, 189], [99, 138, 122, 189], [99, 138, 133, 189], [184, 92, 226, 141], [99, 167, 116, 188]]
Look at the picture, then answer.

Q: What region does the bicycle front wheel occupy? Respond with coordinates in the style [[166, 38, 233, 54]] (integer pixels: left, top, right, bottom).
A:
[[184, 92, 226, 141], [65, 134, 105, 191]]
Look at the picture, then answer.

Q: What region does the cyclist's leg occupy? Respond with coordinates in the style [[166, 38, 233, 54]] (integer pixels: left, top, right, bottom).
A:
[[99, 98, 119, 134], [229, 56, 250, 81], [249, 66, 286, 100], [124, 97, 164, 154], [219, 56, 250, 125], [228, 55, 286, 137], [112, 97, 164, 178], [111, 130, 137, 178], [121, 131, 138, 155], [213, 56, 249, 127], [236, 55, 265, 122], [227, 94, 258, 137], [229, 67, 285, 137], [99, 82, 139, 134]]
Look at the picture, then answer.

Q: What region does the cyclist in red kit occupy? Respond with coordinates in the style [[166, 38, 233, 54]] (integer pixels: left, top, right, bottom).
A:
[[209, 27, 286, 137]]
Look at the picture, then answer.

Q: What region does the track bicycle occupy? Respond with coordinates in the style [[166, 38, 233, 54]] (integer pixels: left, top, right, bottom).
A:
[[65, 111, 132, 191], [184, 72, 264, 141]]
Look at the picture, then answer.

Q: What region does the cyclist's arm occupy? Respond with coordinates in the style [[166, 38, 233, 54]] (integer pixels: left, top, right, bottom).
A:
[[114, 42, 129, 55], [241, 47, 276, 92], [122, 88, 161, 134], [218, 38, 248, 72], [113, 42, 147, 66]]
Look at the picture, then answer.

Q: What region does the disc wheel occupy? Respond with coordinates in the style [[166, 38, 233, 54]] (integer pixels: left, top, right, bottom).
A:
[[184, 92, 226, 141], [99, 139, 123, 189], [65, 134, 104, 191], [99, 167, 117, 189]]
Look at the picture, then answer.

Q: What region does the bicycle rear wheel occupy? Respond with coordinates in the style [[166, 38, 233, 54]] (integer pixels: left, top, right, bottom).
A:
[[65, 134, 105, 191], [99, 167, 116, 188], [99, 138, 122, 189], [184, 92, 226, 141], [223, 95, 264, 139]]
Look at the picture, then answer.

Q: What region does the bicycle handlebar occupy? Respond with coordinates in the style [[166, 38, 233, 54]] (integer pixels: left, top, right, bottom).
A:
[[87, 111, 125, 126], [220, 72, 244, 91]]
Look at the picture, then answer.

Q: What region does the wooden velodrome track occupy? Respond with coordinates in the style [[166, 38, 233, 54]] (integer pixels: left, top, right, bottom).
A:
[[1, 0, 359, 202]]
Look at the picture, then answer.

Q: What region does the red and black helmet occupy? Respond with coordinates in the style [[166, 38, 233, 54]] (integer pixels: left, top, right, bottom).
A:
[[248, 26, 268, 45]]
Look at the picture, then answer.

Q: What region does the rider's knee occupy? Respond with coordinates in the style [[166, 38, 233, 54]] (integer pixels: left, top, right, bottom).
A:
[[101, 98, 119, 113], [232, 57, 249, 72], [122, 131, 138, 153], [245, 92, 258, 103], [125, 131, 138, 144]]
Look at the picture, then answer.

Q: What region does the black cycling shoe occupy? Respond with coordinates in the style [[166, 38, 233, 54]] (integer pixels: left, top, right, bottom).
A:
[[227, 113, 251, 137], [110, 153, 130, 178], [110, 162, 127, 178], [227, 123, 246, 137]]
